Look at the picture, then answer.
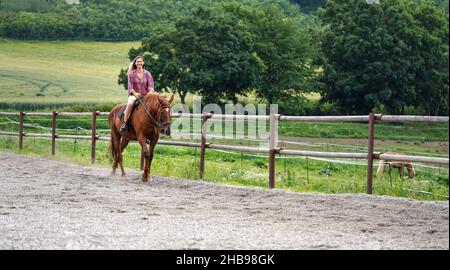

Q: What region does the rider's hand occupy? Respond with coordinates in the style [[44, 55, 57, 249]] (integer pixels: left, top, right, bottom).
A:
[[133, 92, 141, 99]]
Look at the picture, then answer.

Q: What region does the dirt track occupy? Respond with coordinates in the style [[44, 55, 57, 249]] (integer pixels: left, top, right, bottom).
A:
[[0, 152, 448, 250]]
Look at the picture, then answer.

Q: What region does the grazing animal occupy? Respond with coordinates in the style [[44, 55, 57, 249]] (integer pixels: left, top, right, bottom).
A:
[[108, 93, 173, 181], [377, 152, 415, 181]]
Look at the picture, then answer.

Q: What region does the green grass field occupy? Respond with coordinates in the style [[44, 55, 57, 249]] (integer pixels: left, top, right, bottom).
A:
[[0, 38, 201, 109], [0, 38, 139, 104]]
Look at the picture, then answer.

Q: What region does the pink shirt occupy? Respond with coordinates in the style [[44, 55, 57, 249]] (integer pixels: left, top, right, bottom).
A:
[[128, 69, 154, 96]]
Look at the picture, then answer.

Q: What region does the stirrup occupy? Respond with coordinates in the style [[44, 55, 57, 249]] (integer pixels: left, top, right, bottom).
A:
[[120, 123, 129, 132]]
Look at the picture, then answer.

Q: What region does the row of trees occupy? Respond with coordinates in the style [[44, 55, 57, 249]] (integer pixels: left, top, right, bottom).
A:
[[0, 0, 313, 40]]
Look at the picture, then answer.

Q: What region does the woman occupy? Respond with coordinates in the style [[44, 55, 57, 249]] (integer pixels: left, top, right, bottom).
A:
[[120, 55, 155, 132]]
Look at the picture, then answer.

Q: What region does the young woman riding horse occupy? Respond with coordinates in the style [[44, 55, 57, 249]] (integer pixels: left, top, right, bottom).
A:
[[121, 55, 155, 133], [109, 55, 173, 181]]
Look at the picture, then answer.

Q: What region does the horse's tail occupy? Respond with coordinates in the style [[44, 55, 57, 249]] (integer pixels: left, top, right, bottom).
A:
[[377, 160, 385, 177], [109, 133, 117, 161]]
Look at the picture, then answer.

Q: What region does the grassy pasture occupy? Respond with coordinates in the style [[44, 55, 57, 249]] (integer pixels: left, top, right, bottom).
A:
[[0, 39, 201, 109], [0, 38, 139, 104]]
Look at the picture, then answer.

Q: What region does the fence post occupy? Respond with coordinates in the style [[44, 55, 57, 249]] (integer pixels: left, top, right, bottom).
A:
[[91, 111, 99, 164], [51, 111, 57, 156], [268, 113, 279, 188], [18, 111, 25, 152], [199, 113, 212, 179], [367, 112, 376, 194]]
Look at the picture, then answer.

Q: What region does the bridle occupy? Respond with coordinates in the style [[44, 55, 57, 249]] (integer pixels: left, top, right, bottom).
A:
[[137, 96, 172, 132]]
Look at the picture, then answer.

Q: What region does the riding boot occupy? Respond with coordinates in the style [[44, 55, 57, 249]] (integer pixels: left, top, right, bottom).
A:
[[121, 106, 131, 132]]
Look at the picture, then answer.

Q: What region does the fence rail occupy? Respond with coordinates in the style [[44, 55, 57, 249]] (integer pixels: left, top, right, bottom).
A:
[[0, 111, 448, 194]]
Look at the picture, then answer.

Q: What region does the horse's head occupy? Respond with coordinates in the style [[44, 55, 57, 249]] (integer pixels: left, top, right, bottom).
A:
[[406, 162, 415, 179], [158, 94, 174, 136]]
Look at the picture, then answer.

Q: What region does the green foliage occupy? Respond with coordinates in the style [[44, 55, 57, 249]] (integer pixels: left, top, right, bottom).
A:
[[320, 0, 449, 115], [432, 0, 449, 12], [290, 0, 327, 12], [410, 0, 449, 115], [318, 162, 342, 176], [60, 103, 116, 112], [226, 4, 320, 105], [254, 160, 267, 168], [435, 175, 449, 187], [143, 5, 265, 104], [0, 0, 62, 13], [0, 0, 316, 41]]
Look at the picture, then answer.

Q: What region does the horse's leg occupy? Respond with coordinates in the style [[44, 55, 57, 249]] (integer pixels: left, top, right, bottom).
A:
[[137, 136, 149, 181], [378, 160, 392, 187], [388, 162, 396, 185], [376, 160, 385, 179], [110, 129, 121, 176], [146, 140, 157, 182], [111, 154, 118, 176], [398, 166, 404, 180], [118, 138, 129, 177], [408, 163, 415, 181]]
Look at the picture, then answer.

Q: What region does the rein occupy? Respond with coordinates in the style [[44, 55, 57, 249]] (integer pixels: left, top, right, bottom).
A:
[[137, 96, 171, 130]]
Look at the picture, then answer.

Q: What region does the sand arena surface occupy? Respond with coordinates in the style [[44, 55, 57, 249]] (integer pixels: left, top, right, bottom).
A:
[[0, 152, 448, 249]]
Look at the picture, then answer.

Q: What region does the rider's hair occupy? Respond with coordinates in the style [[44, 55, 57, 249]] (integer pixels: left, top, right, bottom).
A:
[[128, 55, 145, 74]]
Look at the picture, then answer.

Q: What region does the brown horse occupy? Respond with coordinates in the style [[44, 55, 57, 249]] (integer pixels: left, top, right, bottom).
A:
[[108, 93, 173, 181], [377, 152, 416, 182]]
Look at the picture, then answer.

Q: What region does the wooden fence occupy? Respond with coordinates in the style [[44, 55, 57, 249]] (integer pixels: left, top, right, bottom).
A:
[[0, 111, 448, 194]]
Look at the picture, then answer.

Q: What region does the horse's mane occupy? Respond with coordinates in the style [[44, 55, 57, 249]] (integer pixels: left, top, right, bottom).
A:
[[143, 93, 168, 111]]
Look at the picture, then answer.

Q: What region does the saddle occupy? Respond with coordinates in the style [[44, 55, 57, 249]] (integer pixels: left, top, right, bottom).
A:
[[119, 99, 140, 121]]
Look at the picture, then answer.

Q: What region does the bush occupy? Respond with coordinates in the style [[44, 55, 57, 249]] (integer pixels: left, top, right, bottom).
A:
[[254, 160, 266, 169], [435, 175, 449, 187], [276, 97, 343, 116], [318, 162, 342, 176], [276, 95, 315, 116], [315, 101, 342, 116]]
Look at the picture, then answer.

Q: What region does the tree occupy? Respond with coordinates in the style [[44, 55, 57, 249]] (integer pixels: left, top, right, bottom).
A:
[[225, 4, 319, 104], [320, 0, 449, 115], [411, 0, 449, 115], [118, 2, 318, 107], [119, 5, 266, 104]]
